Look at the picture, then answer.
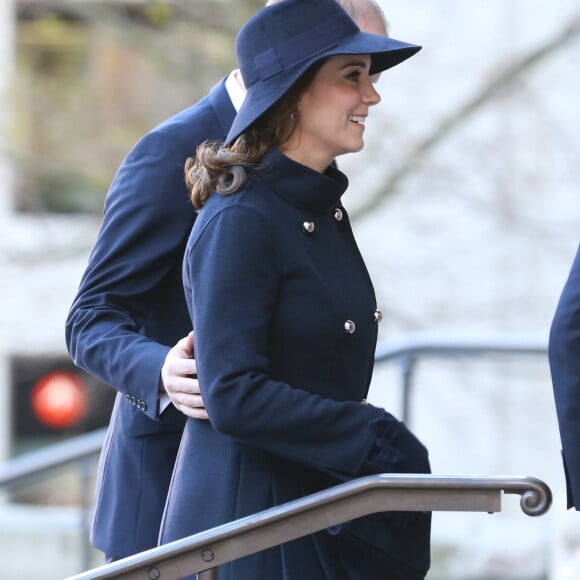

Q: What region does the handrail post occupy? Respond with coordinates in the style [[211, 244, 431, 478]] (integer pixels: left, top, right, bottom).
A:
[[198, 569, 218, 580], [400, 354, 416, 425], [80, 457, 94, 571]]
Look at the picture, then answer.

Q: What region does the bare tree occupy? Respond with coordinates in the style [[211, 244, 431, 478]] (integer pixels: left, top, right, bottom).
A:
[[350, 12, 580, 222]]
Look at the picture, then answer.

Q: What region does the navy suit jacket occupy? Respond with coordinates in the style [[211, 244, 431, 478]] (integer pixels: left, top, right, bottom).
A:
[[549, 243, 580, 509], [65, 78, 236, 557], [159, 150, 431, 579]]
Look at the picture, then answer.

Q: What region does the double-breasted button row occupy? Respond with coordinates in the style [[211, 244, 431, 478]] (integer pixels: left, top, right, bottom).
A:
[[126, 393, 147, 412], [302, 207, 344, 234], [343, 310, 383, 335]]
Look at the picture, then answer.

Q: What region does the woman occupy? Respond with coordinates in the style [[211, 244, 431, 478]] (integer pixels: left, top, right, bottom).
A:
[[160, 1, 430, 578]]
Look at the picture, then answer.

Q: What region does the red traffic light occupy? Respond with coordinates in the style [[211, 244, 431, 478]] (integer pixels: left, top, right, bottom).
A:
[[30, 371, 89, 429]]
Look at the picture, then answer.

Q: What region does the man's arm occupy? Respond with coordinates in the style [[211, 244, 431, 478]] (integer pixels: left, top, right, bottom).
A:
[[66, 130, 200, 421]]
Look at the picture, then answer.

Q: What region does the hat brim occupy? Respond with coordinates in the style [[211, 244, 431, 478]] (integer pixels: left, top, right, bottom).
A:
[[225, 33, 421, 146]]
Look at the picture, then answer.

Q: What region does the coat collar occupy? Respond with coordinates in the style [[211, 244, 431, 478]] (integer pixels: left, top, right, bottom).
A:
[[255, 148, 348, 213], [208, 76, 237, 137]]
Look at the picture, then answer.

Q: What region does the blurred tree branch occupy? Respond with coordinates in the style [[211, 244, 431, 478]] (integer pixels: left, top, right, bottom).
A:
[[351, 13, 580, 221], [17, 0, 263, 35], [11, 0, 264, 215]]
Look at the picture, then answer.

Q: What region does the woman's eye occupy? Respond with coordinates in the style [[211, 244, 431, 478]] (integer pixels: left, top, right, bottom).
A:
[[347, 70, 361, 81]]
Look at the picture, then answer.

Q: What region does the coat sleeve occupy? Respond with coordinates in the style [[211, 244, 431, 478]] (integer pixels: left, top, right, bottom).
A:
[[65, 130, 194, 420], [549, 244, 580, 509], [186, 204, 428, 477]]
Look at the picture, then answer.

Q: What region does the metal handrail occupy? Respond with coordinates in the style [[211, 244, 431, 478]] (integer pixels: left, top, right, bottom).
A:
[[373, 332, 547, 424], [65, 474, 552, 580], [0, 428, 107, 570], [0, 428, 106, 490], [375, 332, 547, 360]]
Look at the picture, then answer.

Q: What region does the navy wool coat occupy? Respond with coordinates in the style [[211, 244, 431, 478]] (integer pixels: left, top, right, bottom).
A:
[[550, 243, 580, 509], [159, 149, 431, 579], [65, 78, 236, 558]]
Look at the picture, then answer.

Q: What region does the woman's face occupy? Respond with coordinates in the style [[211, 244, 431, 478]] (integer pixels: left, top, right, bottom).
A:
[[279, 54, 381, 172]]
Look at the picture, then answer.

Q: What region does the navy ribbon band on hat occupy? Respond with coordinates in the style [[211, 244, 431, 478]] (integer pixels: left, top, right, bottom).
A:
[[244, 12, 358, 87]]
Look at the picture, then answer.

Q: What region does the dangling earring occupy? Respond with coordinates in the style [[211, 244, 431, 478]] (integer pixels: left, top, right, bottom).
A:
[[290, 111, 298, 122]]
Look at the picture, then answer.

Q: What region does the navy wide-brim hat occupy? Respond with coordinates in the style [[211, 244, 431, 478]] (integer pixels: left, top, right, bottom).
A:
[[225, 0, 421, 146]]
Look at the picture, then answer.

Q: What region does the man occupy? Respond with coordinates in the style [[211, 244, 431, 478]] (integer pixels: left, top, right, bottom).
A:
[[549, 244, 580, 509], [66, 0, 390, 561]]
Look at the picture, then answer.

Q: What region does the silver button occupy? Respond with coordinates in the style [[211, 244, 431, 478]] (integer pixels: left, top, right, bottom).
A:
[[374, 309, 383, 323], [333, 208, 343, 221], [303, 221, 315, 233], [344, 320, 356, 334]]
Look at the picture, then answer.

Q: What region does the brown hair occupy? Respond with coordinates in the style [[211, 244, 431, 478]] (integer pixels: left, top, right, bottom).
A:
[[186, 60, 325, 209]]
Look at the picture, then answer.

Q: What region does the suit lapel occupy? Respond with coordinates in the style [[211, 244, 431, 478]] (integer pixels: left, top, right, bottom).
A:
[[208, 76, 237, 137]]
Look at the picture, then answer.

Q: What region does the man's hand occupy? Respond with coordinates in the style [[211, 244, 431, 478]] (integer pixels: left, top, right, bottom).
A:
[[161, 331, 208, 419]]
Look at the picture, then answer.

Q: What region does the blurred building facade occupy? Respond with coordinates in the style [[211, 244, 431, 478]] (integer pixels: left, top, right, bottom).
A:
[[1, 0, 580, 578]]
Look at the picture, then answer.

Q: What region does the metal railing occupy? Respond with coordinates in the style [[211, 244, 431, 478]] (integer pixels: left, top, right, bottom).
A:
[[0, 429, 106, 490], [374, 332, 547, 424], [0, 428, 106, 569], [64, 473, 552, 580], [0, 332, 550, 576]]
